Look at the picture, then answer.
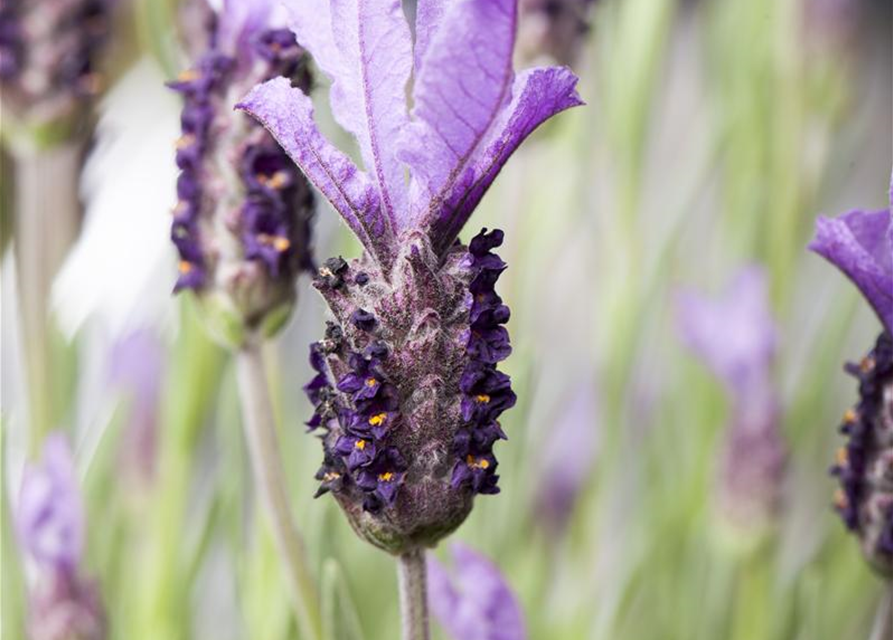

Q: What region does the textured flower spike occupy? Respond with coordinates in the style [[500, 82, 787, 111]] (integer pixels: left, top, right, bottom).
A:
[[427, 543, 527, 640], [169, 0, 315, 345], [17, 433, 106, 640], [0, 0, 111, 144], [810, 178, 893, 575], [238, 0, 581, 553], [677, 268, 787, 534]]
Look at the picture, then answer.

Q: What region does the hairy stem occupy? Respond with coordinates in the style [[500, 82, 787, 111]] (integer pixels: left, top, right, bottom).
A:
[[13, 144, 82, 451], [236, 341, 322, 640], [397, 549, 430, 640], [869, 582, 893, 640]]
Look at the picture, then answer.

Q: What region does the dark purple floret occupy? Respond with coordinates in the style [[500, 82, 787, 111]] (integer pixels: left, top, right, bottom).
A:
[[830, 332, 893, 575]]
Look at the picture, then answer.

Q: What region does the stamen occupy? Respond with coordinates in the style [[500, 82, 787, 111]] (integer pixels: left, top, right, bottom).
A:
[[843, 408, 858, 424], [322, 472, 341, 482], [368, 413, 387, 427], [475, 394, 491, 404], [378, 471, 394, 482], [178, 261, 193, 274], [177, 69, 200, 82], [365, 377, 378, 387], [354, 440, 367, 450]]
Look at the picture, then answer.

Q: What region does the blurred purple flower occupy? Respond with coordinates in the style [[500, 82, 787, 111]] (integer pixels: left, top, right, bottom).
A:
[[677, 267, 787, 531], [237, 0, 581, 553], [809, 195, 893, 336], [108, 329, 164, 483], [427, 543, 526, 640], [17, 433, 107, 640], [17, 433, 84, 571], [534, 379, 599, 536]]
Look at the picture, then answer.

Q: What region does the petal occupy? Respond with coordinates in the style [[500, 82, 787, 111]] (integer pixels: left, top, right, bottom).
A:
[[809, 209, 893, 335], [413, 0, 448, 73], [397, 0, 518, 227], [428, 66, 583, 254], [237, 78, 396, 264], [288, 0, 412, 228], [676, 267, 779, 399], [427, 544, 527, 640]]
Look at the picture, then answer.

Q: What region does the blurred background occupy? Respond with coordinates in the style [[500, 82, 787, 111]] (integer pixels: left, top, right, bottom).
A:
[[1, 0, 891, 638]]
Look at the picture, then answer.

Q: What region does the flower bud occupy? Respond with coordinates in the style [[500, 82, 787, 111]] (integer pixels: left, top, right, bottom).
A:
[[831, 332, 893, 576], [169, 11, 314, 345]]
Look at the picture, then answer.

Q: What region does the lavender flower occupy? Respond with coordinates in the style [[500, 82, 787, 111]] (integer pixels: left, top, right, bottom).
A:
[[427, 543, 526, 640], [677, 268, 787, 533], [810, 181, 893, 575], [169, 0, 315, 343], [238, 0, 581, 554], [17, 433, 106, 640], [0, 0, 111, 138]]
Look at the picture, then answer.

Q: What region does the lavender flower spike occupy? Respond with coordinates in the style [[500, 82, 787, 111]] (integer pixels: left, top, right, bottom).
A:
[[238, 0, 581, 554], [169, 0, 315, 344], [0, 0, 112, 142], [427, 543, 527, 640], [810, 178, 893, 575], [17, 433, 106, 640], [677, 267, 787, 534]]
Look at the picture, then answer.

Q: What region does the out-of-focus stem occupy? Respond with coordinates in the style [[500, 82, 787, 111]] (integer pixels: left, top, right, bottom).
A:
[[397, 549, 430, 640], [12, 144, 82, 452], [869, 583, 893, 640], [235, 341, 322, 640]]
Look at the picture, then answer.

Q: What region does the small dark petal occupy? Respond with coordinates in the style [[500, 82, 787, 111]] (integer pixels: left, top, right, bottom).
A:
[[351, 308, 378, 332], [355, 272, 369, 286], [363, 341, 389, 362], [468, 228, 505, 256]]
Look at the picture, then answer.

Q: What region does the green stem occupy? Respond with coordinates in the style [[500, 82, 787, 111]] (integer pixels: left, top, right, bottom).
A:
[[235, 340, 322, 640], [397, 549, 430, 640], [869, 583, 893, 640], [12, 144, 82, 451]]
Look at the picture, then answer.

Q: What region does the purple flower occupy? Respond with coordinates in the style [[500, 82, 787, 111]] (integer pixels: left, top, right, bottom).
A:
[[809, 201, 893, 336], [811, 177, 893, 574], [427, 543, 526, 640], [677, 268, 787, 532], [533, 378, 599, 536], [169, 0, 315, 341], [17, 433, 107, 640], [17, 434, 85, 571], [238, 0, 581, 553], [0, 0, 111, 132]]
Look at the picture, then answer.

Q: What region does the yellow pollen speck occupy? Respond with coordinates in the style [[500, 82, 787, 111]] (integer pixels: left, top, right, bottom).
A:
[[175, 134, 195, 149], [273, 236, 291, 252], [844, 409, 858, 424], [355, 440, 366, 450], [323, 472, 341, 482], [368, 413, 387, 427], [475, 394, 491, 404], [178, 261, 193, 274], [319, 266, 333, 278], [365, 377, 377, 387], [836, 448, 849, 467], [379, 471, 394, 482], [834, 489, 847, 510], [177, 69, 200, 82], [466, 455, 490, 470], [861, 357, 876, 373]]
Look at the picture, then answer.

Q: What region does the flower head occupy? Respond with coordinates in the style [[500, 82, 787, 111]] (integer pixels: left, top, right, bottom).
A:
[[427, 543, 526, 640], [677, 267, 787, 534], [17, 433, 106, 640], [169, 0, 315, 343], [238, 0, 581, 553], [0, 0, 111, 141], [811, 177, 893, 575]]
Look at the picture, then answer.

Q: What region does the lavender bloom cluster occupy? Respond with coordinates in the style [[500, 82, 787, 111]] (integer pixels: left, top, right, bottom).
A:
[[810, 180, 893, 575], [239, 0, 582, 552], [170, 1, 314, 338], [0, 0, 110, 132], [17, 434, 106, 640], [677, 268, 787, 535]]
